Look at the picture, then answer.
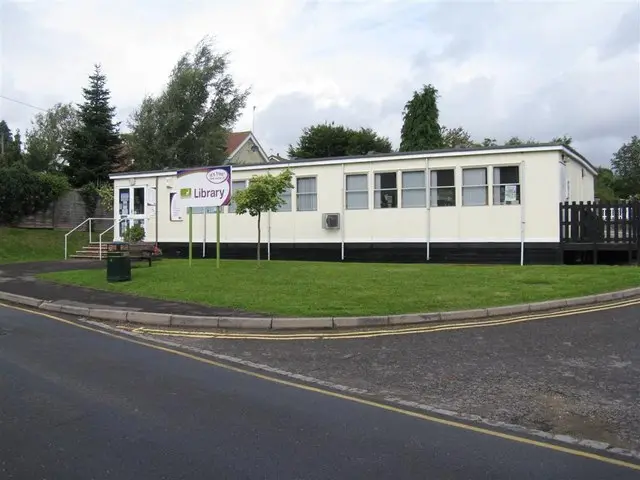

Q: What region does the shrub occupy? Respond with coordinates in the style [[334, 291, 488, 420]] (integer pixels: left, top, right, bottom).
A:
[[97, 183, 114, 213], [0, 165, 70, 225], [122, 224, 145, 243], [79, 183, 100, 218]]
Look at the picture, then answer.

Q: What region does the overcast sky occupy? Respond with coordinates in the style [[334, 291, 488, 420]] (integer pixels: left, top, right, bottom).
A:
[[1, 0, 639, 166]]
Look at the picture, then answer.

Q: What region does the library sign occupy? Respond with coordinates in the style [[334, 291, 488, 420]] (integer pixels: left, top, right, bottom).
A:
[[176, 166, 232, 208]]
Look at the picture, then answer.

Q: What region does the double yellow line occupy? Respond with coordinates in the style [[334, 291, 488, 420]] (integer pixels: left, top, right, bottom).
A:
[[129, 297, 640, 341]]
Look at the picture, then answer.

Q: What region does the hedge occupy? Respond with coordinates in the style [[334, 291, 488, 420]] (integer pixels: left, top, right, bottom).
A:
[[0, 164, 71, 225]]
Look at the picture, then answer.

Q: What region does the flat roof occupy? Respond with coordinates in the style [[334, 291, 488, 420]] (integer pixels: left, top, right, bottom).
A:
[[110, 143, 597, 180]]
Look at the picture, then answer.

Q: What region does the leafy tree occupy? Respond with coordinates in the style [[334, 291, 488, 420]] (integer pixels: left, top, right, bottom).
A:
[[233, 169, 294, 263], [551, 135, 573, 146], [128, 36, 250, 170], [610, 135, 640, 199], [63, 64, 122, 188], [288, 122, 392, 159], [440, 126, 474, 149], [594, 167, 619, 202], [399, 84, 443, 152], [24, 102, 80, 172], [0, 120, 24, 166]]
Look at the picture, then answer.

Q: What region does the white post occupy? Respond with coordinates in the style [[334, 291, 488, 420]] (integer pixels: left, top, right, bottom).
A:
[[88, 218, 92, 244], [340, 163, 346, 260], [425, 157, 430, 261], [267, 210, 271, 261], [203, 210, 207, 258], [520, 160, 526, 266]]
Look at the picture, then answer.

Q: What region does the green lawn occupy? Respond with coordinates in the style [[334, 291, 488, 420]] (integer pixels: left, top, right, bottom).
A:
[[38, 259, 640, 317], [0, 227, 88, 264]]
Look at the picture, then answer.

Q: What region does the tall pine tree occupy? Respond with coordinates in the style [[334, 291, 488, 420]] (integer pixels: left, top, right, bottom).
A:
[[63, 64, 122, 187], [399, 84, 444, 152]]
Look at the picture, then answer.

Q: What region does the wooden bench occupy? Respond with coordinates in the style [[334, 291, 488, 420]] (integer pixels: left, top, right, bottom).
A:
[[128, 243, 162, 267]]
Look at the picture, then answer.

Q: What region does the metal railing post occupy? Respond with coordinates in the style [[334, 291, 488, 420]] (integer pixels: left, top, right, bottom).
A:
[[89, 218, 92, 244]]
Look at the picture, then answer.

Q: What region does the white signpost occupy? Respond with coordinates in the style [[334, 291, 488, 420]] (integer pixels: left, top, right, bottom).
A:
[[176, 166, 232, 267]]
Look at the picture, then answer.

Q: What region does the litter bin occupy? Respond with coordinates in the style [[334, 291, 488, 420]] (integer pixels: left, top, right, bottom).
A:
[[106, 241, 131, 282]]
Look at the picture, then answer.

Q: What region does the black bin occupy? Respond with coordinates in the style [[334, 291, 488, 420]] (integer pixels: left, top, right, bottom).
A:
[[106, 241, 131, 282]]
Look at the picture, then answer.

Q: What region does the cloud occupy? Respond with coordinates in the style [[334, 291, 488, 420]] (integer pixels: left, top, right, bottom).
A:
[[1, 0, 638, 166]]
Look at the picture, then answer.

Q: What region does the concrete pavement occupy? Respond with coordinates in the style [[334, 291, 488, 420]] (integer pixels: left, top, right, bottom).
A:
[[1, 305, 638, 479]]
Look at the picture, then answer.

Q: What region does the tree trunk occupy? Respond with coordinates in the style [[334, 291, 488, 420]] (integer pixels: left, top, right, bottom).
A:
[[257, 212, 261, 263]]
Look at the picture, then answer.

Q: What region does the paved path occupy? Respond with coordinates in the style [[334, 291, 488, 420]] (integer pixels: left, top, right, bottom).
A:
[[0, 260, 264, 317], [1, 306, 638, 479]]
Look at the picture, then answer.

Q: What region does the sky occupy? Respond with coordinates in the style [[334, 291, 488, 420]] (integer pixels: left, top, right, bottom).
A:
[[1, 0, 639, 166]]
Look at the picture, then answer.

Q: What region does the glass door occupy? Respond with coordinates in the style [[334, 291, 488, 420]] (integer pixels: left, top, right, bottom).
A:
[[116, 186, 147, 241]]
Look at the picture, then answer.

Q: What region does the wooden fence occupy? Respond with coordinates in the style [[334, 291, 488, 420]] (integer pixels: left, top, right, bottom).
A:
[[559, 201, 640, 244]]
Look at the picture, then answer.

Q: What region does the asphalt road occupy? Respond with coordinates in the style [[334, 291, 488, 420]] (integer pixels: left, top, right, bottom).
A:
[[0, 306, 637, 480]]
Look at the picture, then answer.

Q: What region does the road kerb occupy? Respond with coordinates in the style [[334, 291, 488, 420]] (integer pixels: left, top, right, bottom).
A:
[[171, 315, 220, 328], [1, 286, 640, 332]]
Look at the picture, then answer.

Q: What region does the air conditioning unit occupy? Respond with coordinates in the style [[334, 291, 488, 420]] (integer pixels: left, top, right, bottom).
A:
[[322, 213, 340, 230]]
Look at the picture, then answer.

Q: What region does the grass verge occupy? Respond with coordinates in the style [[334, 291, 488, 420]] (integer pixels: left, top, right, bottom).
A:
[[0, 227, 88, 264], [38, 259, 640, 317]]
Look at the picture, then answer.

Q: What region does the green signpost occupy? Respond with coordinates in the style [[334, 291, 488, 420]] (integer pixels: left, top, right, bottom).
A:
[[177, 166, 232, 268]]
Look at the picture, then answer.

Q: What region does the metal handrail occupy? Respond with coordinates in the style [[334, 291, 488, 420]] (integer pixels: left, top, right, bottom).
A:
[[64, 217, 115, 259], [98, 224, 115, 260]]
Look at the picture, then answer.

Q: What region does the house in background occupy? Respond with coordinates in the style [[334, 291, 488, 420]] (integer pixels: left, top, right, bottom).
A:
[[224, 131, 270, 165]]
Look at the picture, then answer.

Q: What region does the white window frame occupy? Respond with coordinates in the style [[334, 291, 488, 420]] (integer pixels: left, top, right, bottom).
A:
[[345, 173, 369, 210], [462, 167, 488, 206], [374, 171, 398, 209], [492, 165, 521, 205], [401, 170, 426, 208], [429, 168, 456, 207], [228, 179, 247, 213], [277, 187, 293, 212], [296, 176, 317, 212]]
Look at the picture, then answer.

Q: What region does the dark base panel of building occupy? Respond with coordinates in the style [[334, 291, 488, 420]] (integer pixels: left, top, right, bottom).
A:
[[156, 242, 566, 265]]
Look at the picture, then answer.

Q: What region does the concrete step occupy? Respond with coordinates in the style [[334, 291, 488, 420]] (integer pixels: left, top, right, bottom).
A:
[[69, 254, 104, 260]]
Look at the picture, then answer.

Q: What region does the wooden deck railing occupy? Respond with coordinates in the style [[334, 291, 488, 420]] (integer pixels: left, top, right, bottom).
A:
[[559, 201, 640, 244]]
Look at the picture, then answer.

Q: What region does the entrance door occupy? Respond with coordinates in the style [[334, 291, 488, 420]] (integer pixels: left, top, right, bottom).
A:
[[116, 186, 147, 240]]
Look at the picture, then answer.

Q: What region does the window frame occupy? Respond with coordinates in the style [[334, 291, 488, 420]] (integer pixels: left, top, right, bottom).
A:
[[401, 170, 427, 208], [277, 186, 293, 212], [492, 164, 521, 206], [296, 176, 318, 212], [227, 179, 247, 213], [373, 170, 399, 209], [461, 167, 489, 207], [345, 172, 369, 210], [428, 168, 456, 207]]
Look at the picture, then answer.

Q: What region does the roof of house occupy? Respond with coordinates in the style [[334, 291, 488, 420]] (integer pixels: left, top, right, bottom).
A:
[[110, 143, 596, 179], [225, 131, 251, 156]]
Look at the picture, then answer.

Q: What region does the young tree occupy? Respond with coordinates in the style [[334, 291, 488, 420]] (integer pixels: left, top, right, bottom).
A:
[[128, 36, 250, 170], [399, 84, 444, 152], [288, 122, 392, 159], [63, 64, 122, 187], [24, 102, 80, 172], [233, 169, 294, 263], [611, 135, 640, 198]]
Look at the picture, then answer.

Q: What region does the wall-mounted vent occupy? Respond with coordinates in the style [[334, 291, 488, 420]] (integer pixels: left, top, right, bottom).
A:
[[322, 213, 340, 230]]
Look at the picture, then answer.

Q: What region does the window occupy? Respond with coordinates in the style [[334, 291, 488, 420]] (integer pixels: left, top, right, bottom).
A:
[[345, 174, 368, 209], [374, 172, 397, 208], [296, 177, 317, 211], [429, 169, 456, 206], [462, 168, 488, 206], [493, 166, 520, 205], [401, 171, 426, 208], [228, 180, 246, 213], [277, 187, 292, 212]]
